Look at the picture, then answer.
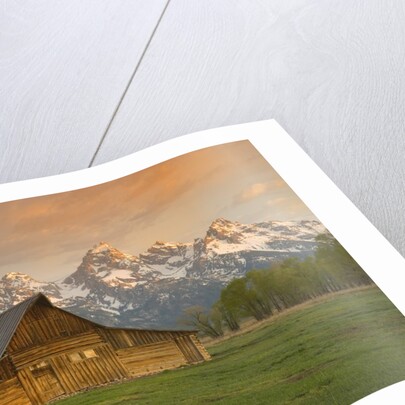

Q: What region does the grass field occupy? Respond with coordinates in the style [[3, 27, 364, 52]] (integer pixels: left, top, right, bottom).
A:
[[58, 287, 405, 404]]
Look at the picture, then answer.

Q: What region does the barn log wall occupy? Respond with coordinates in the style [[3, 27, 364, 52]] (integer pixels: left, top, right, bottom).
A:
[[49, 344, 128, 393], [0, 356, 15, 381], [17, 366, 62, 405], [100, 328, 211, 365], [102, 328, 211, 377], [13, 343, 129, 405], [98, 328, 187, 349], [189, 335, 211, 361], [116, 341, 187, 377], [0, 377, 31, 405], [9, 331, 104, 369], [175, 335, 207, 363]]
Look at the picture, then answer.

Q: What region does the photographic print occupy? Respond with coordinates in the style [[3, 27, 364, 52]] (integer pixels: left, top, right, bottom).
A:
[[1, 122, 405, 404]]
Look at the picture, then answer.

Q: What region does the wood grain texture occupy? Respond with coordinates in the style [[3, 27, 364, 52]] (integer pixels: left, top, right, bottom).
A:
[[0, 377, 31, 405], [93, 0, 405, 257], [116, 341, 187, 377], [0, 0, 167, 182]]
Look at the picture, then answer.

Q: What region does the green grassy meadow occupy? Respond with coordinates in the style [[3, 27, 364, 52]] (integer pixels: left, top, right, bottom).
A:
[[58, 287, 405, 405]]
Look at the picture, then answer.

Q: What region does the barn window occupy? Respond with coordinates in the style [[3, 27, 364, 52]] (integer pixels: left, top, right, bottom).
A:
[[29, 361, 51, 377], [83, 349, 98, 359], [68, 352, 82, 363], [68, 349, 98, 363], [29, 361, 48, 370]]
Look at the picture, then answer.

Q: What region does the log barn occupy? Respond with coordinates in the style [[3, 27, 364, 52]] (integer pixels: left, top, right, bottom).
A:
[[0, 293, 210, 405]]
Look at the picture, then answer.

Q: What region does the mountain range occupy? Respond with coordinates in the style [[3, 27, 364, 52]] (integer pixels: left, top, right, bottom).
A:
[[0, 218, 326, 328]]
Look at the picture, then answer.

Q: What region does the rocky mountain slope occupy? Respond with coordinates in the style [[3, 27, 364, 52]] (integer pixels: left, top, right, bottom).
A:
[[0, 218, 325, 328]]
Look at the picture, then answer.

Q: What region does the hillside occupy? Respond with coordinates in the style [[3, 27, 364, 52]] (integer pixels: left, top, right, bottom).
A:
[[57, 287, 405, 404], [0, 218, 324, 327]]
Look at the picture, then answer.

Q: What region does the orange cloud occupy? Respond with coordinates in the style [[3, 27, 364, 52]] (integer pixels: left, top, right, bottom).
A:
[[237, 183, 269, 202]]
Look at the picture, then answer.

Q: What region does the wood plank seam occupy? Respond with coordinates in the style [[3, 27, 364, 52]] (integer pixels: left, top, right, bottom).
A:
[[87, 0, 173, 168]]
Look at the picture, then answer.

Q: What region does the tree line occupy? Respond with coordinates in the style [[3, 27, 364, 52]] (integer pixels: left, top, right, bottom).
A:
[[181, 232, 373, 338]]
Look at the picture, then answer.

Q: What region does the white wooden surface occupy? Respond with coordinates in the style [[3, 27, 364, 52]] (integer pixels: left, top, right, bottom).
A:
[[1, 0, 405, 258], [0, 0, 167, 180]]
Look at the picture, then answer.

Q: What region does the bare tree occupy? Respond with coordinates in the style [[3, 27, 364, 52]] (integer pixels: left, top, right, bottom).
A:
[[180, 306, 223, 338]]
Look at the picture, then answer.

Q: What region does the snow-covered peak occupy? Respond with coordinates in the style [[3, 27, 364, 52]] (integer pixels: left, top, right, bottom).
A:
[[140, 240, 193, 279], [205, 219, 325, 254], [206, 218, 244, 244], [83, 242, 138, 265], [86, 241, 136, 259], [0, 272, 62, 308], [89, 241, 114, 254], [210, 217, 236, 227], [2, 272, 41, 285], [207, 218, 241, 233], [145, 240, 192, 253], [62, 241, 143, 289], [3, 271, 30, 280]]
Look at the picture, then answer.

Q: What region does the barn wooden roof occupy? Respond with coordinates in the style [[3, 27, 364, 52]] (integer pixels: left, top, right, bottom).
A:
[[0, 293, 195, 360]]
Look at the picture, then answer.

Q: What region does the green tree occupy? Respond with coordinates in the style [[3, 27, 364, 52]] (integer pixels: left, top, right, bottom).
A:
[[221, 278, 267, 321], [213, 300, 240, 331], [315, 232, 373, 288]]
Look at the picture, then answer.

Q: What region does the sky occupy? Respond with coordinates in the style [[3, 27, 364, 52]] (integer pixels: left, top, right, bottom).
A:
[[0, 140, 316, 281]]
